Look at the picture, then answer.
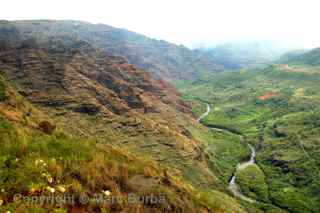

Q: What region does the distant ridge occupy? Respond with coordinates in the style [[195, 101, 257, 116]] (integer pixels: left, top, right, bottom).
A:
[[6, 20, 223, 80], [197, 42, 291, 69], [278, 48, 320, 66]]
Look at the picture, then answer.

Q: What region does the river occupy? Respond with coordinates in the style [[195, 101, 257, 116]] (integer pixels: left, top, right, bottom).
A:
[[198, 103, 257, 203]]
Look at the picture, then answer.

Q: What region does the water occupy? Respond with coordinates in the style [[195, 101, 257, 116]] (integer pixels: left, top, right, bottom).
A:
[[197, 104, 211, 122], [198, 103, 258, 203], [228, 143, 257, 203]]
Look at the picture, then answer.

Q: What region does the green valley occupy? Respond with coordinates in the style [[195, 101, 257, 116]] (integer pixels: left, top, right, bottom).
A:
[[176, 57, 320, 212], [0, 21, 248, 212], [1, 16, 320, 213]]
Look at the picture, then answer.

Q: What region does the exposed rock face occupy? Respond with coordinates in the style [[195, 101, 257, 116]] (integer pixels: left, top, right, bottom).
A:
[[0, 22, 221, 200], [5, 20, 223, 80], [0, 22, 190, 116], [73, 103, 100, 115], [0, 21, 250, 212]]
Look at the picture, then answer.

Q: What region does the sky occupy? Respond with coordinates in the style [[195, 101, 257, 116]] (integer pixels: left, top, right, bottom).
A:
[[1, 0, 320, 49]]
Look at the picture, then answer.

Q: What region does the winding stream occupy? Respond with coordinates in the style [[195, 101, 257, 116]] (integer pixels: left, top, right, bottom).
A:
[[198, 103, 257, 203], [197, 104, 211, 122]]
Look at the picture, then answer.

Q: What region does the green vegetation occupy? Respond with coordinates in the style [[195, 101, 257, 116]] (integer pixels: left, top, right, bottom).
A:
[[0, 75, 246, 212], [0, 116, 222, 212], [236, 165, 269, 202], [190, 126, 250, 183], [279, 48, 320, 66], [198, 41, 289, 69], [176, 63, 320, 212], [3, 20, 320, 213], [0, 22, 250, 212], [270, 187, 312, 213], [0, 76, 5, 101]]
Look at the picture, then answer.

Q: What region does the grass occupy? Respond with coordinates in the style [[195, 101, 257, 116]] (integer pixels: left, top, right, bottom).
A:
[[174, 64, 320, 212], [270, 187, 312, 213], [186, 119, 250, 184], [0, 82, 247, 212], [0, 76, 5, 101], [236, 164, 269, 202], [1, 116, 222, 212]]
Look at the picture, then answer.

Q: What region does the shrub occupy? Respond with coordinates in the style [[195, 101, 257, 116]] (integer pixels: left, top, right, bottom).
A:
[[236, 164, 269, 202], [0, 77, 5, 101], [271, 187, 311, 213], [38, 121, 56, 135]]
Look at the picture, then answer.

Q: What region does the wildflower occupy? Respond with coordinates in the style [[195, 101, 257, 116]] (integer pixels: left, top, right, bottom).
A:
[[46, 186, 55, 194], [57, 186, 66, 193], [29, 187, 36, 193], [47, 176, 53, 184], [35, 159, 44, 165], [102, 190, 111, 196]]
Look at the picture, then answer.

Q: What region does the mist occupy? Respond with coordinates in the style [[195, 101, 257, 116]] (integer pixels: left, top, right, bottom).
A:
[[2, 0, 320, 49]]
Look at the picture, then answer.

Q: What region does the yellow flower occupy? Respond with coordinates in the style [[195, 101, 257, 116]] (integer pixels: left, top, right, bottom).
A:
[[46, 186, 55, 194], [47, 176, 53, 184], [102, 190, 111, 196], [57, 186, 66, 193], [29, 187, 36, 193]]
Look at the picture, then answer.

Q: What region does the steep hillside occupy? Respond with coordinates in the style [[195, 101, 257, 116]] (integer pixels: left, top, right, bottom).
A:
[[0, 23, 190, 115], [0, 78, 247, 212], [0, 22, 248, 212], [198, 42, 289, 69], [5, 20, 223, 80]]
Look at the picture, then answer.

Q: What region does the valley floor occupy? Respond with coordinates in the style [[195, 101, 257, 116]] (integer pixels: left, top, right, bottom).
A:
[[176, 65, 320, 213]]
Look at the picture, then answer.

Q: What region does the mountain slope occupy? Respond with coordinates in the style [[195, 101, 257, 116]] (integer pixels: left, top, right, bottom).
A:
[[0, 78, 246, 212], [6, 20, 223, 80], [278, 47, 320, 66], [0, 23, 189, 115], [0, 21, 248, 212], [277, 49, 309, 64], [198, 42, 290, 69]]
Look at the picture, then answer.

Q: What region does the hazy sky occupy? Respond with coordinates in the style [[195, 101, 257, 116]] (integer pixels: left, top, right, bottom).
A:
[[2, 0, 320, 48]]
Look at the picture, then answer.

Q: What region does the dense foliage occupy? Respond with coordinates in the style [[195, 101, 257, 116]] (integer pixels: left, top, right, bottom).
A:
[[236, 165, 269, 202], [177, 63, 320, 212], [0, 77, 5, 101]]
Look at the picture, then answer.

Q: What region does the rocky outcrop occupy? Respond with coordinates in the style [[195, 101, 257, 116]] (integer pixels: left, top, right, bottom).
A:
[[73, 103, 100, 115], [0, 23, 224, 205], [0, 24, 190, 117], [7, 20, 223, 80]]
